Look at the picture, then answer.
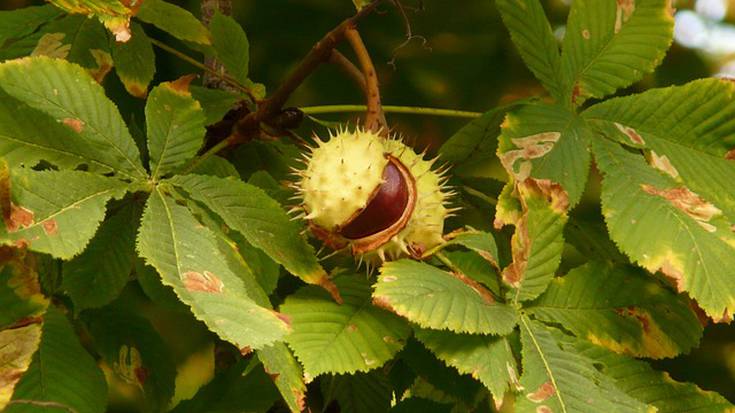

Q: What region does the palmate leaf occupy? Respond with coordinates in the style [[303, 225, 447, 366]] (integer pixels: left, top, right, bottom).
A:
[[0, 56, 146, 178], [146, 78, 206, 179], [517, 316, 652, 413], [136, 188, 290, 351], [414, 328, 518, 407], [496, 0, 563, 100], [560, 0, 674, 106], [280, 275, 410, 378], [86, 308, 176, 412], [373, 260, 517, 335], [169, 174, 329, 288], [568, 337, 735, 413], [7, 307, 107, 413], [111, 22, 155, 97], [590, 137, 735, 320], [528, 261, 702, 358], [62, 203, 138, 311], [210, 12, 250, 84], [136, 0, 212, 46], [0, 324, 42, 410], [0, 169, 128, 259], [439, 107, 507, 165]]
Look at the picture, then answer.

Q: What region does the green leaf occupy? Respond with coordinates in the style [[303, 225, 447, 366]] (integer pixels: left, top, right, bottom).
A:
[[391, 398, 452, 413], [48, 0, 137, 42], [415, 328, 518, 407], [590, 137, 735, 320], [373, 260, 517, 335], [86, 308, 176, 412], [496, 0, 563, 100], [569, 338, 735, 413], [8, 307, 107, 413], [210, 11, 249, 83], [517, 316, 652, 413], [442, 251, 500, 296], [0, 323, 42, 410], [497, 180, 567, 303], [0, 5, 62, 44], [112, 22, 155, 98], [0, 249, 49, 330], [136, 188, 290, 350], [444, 229, 499, 266], [169, 174, 328, 287], [439, 108, 506, 164], [583, 78, 735, 220], [322, 371, 392, 413], [136, 259, 186, 313], [137, 0, 211, 45], [146, 79, 206, 179], [0, 56, 146, 178], [190, 155, 240, 178], [62, 203, 138, 311], [280, 275, 410, 378], [560, 0, 674, 106], [0, 169, 128, 259], [189, 85, 241, 126], [171, 358, 279, 413], [257, 344, 307, 413], [498, 103, 590, 207], [528, 261, 702, 358]]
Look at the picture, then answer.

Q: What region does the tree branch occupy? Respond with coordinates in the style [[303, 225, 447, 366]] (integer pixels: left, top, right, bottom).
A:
[[344, 27, 387, 132], [328, 49, 367, 93], [229, 0, 384, 143]]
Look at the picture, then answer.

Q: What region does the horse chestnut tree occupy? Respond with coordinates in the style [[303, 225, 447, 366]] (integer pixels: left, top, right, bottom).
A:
[[0, 0, 733, 412]]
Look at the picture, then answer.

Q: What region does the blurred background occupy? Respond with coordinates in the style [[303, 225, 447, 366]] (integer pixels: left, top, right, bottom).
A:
[[2, 0, 734, 409]]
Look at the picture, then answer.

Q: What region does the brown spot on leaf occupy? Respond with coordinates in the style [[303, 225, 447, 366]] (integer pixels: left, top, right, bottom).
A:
[[725, 149, 735, 160], [273, 311, 291, 328], [572, 83, 582, 105], [527, 381, 556, 403], [711, 309, 732, 324], [641, 184, 721, 232], [239, 346, 252, 356], [521, 178, 570, 213], [294, 388, 306, 412], [183, 271, 224, 293], [502, 211, 530, 288], [168, 74, 197, 95], [42, 219, 58, 235], [614, 306, 651, 332], [615, 123, 645, 145], [659, 258, 685, 292], [14, 239, 29, 249], [6, 204, 34, 233], [615, 0, 636, 33], [372, 296, 396, 313], [537, 406, 553, 413], [347, 324, 358, 332], [63, 118, 85, 133], [582, 29, 590, 39], [500, 132, 561, 180], [649, 151, 679, 179], [88, 49, 113, 83], [449, 271, 495, 304], [319, 276, 343, 304]]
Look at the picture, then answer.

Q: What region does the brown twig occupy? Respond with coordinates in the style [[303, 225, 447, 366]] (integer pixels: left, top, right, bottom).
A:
[[228, 0, 384, 144], [344, 27, 387, 133], [328, 49, 367, 93]]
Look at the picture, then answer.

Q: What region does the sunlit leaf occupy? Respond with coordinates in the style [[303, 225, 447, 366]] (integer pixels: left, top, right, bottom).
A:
[[48, 0, 138, 42], [0, 324, 42, 410], [210, 11, 249, 83], [280, 275, 410, 378], [373, 260, 517, 335]]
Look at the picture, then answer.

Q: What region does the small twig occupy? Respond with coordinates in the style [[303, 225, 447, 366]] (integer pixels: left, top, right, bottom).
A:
[[300, 104, 482, 118], [149, 38, 254, 99], [344, 27, 387, 133], [328, 50, 367, 93], [229, 0, 384, 143], [387, 0, 430, 69]]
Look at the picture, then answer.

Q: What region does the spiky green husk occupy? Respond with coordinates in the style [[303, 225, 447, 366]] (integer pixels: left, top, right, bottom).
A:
[[295, 127, 452, 262]]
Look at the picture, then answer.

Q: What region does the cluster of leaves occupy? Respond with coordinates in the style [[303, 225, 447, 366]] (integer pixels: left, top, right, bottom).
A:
[[0, 0, 733, 412]]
